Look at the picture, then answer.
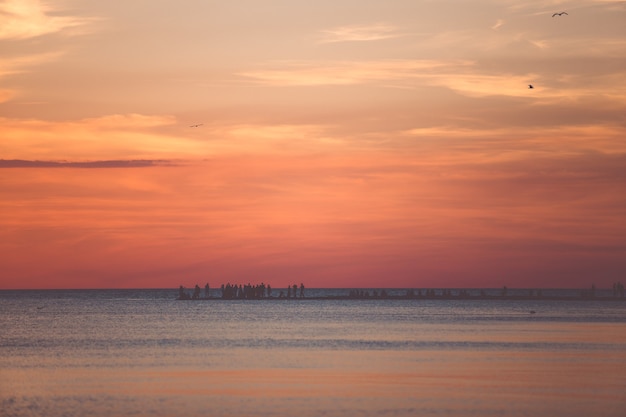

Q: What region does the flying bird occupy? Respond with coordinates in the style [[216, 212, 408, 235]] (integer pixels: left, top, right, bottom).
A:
[[189, 124, 203, 128], [528, 84, 534, 89], [552, 11, 568, 17]]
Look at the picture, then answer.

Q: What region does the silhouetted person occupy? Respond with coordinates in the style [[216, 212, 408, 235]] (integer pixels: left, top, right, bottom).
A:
[[193, 284, 201, 299], [179, 285, 189, 300], [204, 283, 210, 299], [300, 283, 305, 298]]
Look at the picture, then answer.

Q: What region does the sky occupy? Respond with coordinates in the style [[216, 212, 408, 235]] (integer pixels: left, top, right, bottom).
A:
[[1, 0, 625, 289]]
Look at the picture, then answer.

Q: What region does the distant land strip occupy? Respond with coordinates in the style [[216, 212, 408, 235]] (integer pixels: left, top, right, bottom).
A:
[[0, 159, 172, 168], [177, 287, 625, 302], [177, 294, 626, 302]]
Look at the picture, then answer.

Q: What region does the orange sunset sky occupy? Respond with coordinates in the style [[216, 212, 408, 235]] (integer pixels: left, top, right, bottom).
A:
[[1, 0, 625, 289]]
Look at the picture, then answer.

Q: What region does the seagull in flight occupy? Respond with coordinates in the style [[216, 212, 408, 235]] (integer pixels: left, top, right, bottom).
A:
[[189, 124, 203, 128], [528, 84, 534, 89], [552, 11, 568, 17]]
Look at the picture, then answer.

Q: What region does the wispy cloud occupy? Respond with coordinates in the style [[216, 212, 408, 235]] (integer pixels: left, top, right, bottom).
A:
[[81, 113, 178, 130], [0, 1, 96, 105], [198, 123, 343, 155], [403, 124, 626, 157], [0, 114, 208, 161], [238, 59, 470, 86], [491, 19, 505, 30], [528, 39, 550, 49], [318, 23, 404, 43], [0, 52, 66, 105], [430, 72, 541, 98], [0, 0, 94, 40], [238, 59, 545, 99], [0, 52, 63, 78], [239, 55, 626, 102]]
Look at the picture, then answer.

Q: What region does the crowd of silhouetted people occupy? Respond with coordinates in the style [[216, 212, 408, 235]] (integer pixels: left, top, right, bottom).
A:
[[178, 284, 210, 300], [221, 282, 273, 299], [178, 283, 306, 300]]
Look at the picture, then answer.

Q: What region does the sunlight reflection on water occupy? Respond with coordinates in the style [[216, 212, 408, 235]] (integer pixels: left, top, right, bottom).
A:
[[1, 290, 625, 416]]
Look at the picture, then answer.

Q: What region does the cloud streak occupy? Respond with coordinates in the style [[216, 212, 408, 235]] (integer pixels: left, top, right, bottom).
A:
[[0, 0, 93, 40], [318, 23, 405, 43], [0, 52, 63, 79], [0, 159, 172, 168], [238, 59, 473, 86], [238, 59, 552, 99], [0, 114, 208, 161], [491, 19, 505, 30], [239, 51, 625, 101]]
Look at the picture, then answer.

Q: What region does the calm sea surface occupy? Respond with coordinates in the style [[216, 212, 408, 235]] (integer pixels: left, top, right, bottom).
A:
[[1, 289, 625, 417]]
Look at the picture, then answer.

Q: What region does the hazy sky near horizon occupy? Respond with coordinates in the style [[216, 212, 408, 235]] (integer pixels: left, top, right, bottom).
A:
[[1, 0, 625, 289]]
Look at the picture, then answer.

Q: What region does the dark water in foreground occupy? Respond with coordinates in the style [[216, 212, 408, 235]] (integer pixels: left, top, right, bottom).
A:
[[1, 289, 625, 417]]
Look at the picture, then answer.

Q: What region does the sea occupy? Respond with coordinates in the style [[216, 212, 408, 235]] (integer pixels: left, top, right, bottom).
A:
[[1, 288, 625, 417]]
